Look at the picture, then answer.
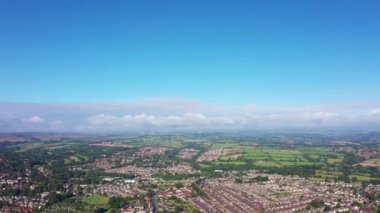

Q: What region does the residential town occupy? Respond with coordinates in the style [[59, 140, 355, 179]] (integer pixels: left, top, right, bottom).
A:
[[1, 133, 380, 212]]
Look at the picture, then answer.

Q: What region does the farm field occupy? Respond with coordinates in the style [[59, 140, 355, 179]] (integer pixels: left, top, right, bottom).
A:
[[211, 143, 247, 149], [16, 143, 44, 152], [254, 161, 281, 167], [349, 174, 379, 181], [313, 170, 379, 182], [199, 143, 355, 180], [219, 145, 336, 167], [64, 154, 89, 164], [198, 163, 211, 169], [327, 158, 344, 164], [84, 194, 109, 205], [212, 161, 247, 166], [44, 143, 77, 150], [355, 158, 380, 167], [220, 154, 241, 160], [16, 142, 78, 152], [127, 138, 186, 148]]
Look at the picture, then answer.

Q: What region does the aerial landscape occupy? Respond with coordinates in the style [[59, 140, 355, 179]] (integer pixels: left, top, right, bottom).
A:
[[1, 132, 380, 212], [1, 1, 380, 213]]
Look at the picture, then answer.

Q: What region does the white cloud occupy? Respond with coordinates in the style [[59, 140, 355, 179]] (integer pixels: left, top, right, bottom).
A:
[[369, 109, 380, 116], [51, 120, 63, 125], [83, 110, 372, 132], [86, 113, 234, 131], [0, 100, 380, 132], [21, 116, 45, 124]]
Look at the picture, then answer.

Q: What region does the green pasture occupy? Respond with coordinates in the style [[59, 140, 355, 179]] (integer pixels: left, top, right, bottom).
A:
[[205, 143, 350, 169], [84, 194, 109, 205], [212, 161, 247, 166], [254, 161, 281, 167], [64, 154, 89, 164]]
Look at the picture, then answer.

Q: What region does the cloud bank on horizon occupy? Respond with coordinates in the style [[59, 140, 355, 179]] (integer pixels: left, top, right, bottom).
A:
[[1, 99, 380, 133]]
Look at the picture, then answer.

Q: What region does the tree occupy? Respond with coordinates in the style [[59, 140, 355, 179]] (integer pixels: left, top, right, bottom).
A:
[[251, 176, 269, 182], [175, 205, 185, 213], [147, 189, 155, 197], [310, 199, 325, 209], [94, 208, 106, 213], [338, 175, 351, 183], [352, 201, 363, 208], [108, 197, 126, 209], [235, 177, 243, 183], [175, 182, 184, 189]]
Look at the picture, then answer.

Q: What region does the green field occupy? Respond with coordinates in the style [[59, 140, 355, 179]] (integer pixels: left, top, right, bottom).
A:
[[212, 161, 247, 166], [220, 154, 241, 160], [368, 158, 380, 162], [84, 195, 109, 205], [44, 143, 77, 150], [315, 170, 342, 178], [202, 143, 350, 170], [16, 142, 81, 153], [18, 138, 373, 184], [64, 154, 88, 164], [314, 170, 378, 182], [243, 147, 315, 166], [349, 174, 378, 181], [277, 161, 315, 166], [198, 163, 211, 169], [254, 161, 281, 167], [327, 158, 343, 164], [211, 143, 245, 149], [16, 143, 44, 152]]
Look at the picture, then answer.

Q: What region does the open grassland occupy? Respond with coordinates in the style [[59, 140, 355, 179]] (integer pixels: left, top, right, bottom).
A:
[[16, 143, 44, 152], [355, 160, 380, 167], [205, 143, 348, 169], [242, 146, 315, 167], [44, 143, 77, 150], [199, 142, 380, 181], [64, 154, 89, 164], [299, 147, 345, 159], [316, 170, 342, 178], [211, 143, 244, 149], [349, 174, 379, 181], [254, 161, 281, 167], [220, 153, 241, 160], [219, 148, 242, 160], [314, 170, 380, 182], [16, 142, 79, 152], [327, 158, 344, 164], [84, 194, 109, 205], [242, 146, 270, 160], [129, 138, 184, 148], [211, 141, 258, 148], [114, 136, 198, 148], [198, 163, 211, 169], [277, 161, 315, 166], [212, 161, 247, 166]]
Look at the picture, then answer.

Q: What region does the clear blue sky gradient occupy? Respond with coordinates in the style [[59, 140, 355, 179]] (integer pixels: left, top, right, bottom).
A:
[[1, 0, 379, 106]]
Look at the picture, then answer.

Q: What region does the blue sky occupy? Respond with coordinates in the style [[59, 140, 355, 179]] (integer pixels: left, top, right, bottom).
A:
[[0, 1, 380, 132], [1, 0, 379, 106]]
